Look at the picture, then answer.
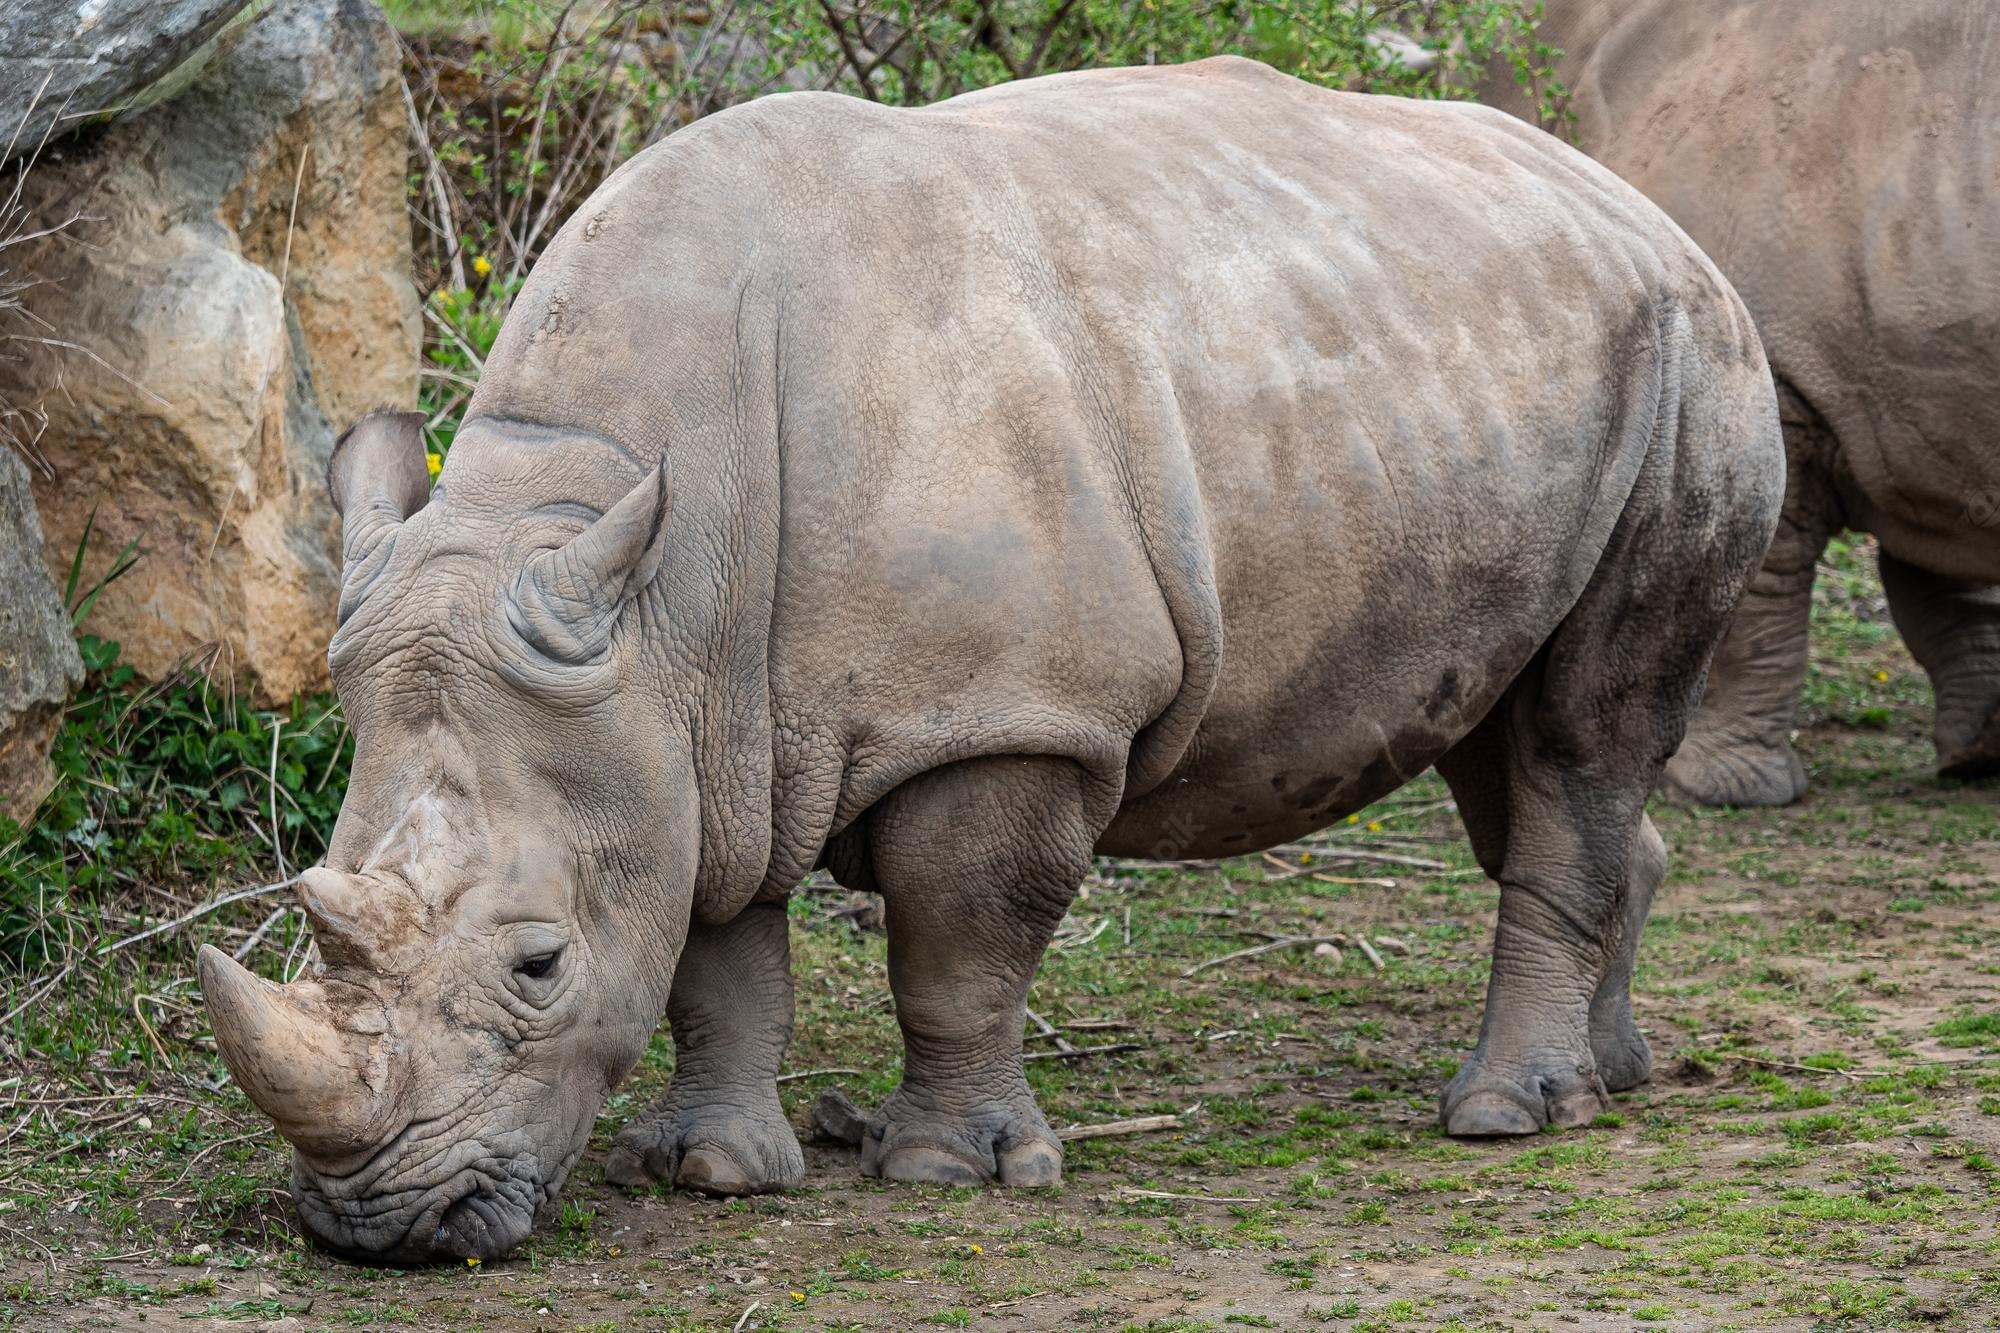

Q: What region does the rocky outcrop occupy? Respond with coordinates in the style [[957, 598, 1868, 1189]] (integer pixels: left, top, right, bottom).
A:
[[0, 1, 251, 158], [0, 447, 83, 822], [2, 0, 420, 701]]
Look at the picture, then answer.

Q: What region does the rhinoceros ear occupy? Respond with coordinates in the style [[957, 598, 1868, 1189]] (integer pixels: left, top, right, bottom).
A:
[[508, 465, 670, 664], [327, 411, 431, 624]]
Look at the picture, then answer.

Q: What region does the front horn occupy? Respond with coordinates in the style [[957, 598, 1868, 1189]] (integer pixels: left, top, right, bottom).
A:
[[198, 945, 401, 1162]]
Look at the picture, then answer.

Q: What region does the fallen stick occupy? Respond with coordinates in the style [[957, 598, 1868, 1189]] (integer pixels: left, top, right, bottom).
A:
[[1355, 936, 1385, 971], [776, 1067, 863, 1083], [232, 904, 291, 961], [732, 1301, 762, 1332], [1297, 848, 1447, 870], [1023, 1042, 1141, 1063], [1310, 873, 1397, 889], [1025, 1006, 1072, 1053], [1713, 1053, 1865, 1081], [1053, 917, 1112, 950], [1116, 1186, 1261, 1204], [1182, 934, 1350, 978], [1264, 840, 1440, 872], [1057, 1113, 1181, 1142]]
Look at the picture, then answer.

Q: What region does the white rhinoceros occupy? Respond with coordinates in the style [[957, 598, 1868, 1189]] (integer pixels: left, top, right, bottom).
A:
[[199, 56, 1782, 1262], [1485, 0, 2000, 804]]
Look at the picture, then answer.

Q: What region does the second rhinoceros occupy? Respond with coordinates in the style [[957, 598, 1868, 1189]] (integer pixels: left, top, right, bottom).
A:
[[198, 56, 1782, 1262], [1485, 0, 2000, 804]]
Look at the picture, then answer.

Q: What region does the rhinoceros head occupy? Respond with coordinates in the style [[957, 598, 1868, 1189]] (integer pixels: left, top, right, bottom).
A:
[[200, 411, 692, 1263]]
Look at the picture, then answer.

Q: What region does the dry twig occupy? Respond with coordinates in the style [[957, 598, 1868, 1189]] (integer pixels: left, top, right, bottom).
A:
[[1057, 1113, 1181, 1142], [1116, 1186, 1261, 1204], [1182, 934, 1350, 978], [1023, 1041, 1141, 1063]]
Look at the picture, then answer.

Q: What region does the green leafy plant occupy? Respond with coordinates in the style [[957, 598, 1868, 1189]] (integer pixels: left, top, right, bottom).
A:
[[2, 534, 350, 975]]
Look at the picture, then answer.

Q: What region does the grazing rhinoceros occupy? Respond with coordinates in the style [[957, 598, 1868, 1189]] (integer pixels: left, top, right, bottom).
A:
[[1483, 0, 2000, 805], [197, 55, 1782, 1262]]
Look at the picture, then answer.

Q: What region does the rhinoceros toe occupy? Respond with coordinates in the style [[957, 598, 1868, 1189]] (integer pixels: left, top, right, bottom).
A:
[[1441, 1062, 1610, 1139], [875, 1144, 992, 1187], [854, 1087, 1063, 1188], [1441, 1091, 1542, 1138], [606, 1102, 804, 1197]]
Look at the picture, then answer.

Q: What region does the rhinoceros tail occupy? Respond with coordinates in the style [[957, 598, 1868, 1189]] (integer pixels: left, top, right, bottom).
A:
[[1119, 434, 1225, 801]]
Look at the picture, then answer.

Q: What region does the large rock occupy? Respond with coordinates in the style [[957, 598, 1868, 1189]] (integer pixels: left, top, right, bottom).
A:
[[0, 447, 83, 822], [2, 0, 420, 700], [0, 1, 250, 158]]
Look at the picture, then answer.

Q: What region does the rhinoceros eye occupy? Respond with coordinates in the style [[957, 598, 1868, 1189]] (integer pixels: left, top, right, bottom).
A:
[[516, 950, 561, 980]]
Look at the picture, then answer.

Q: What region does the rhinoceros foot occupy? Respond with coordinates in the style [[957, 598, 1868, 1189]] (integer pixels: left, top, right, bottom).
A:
[[1660, 729, 1807, 807], [605, 1098, 804, 1197], [853, 1084, 1063, 1188], [1936, 699, 2000, 782], [1441, 1057, 1611, 1139]]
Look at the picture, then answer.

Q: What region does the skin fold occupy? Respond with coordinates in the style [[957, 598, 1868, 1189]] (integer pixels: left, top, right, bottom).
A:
[[1484, 0, 2000, 804], [200, 56, 1784, 1262]]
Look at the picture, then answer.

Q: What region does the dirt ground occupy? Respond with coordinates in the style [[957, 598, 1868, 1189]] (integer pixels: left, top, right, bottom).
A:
[[4, 577, 1998, 1331]]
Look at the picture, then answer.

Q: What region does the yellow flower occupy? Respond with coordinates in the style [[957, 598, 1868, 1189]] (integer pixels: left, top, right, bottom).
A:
[[465, 1256, 480, 1269], [472, 254, 492, 277], [1299, 853, 1311, 864], [790, 1291, 806, 1303], [1874, 671, 1888, 683], [426, 452, 442, 479], [1367, 821, 1382, 833], [969, 1244, 983, 1255], [1346, 814, 1360, 825]]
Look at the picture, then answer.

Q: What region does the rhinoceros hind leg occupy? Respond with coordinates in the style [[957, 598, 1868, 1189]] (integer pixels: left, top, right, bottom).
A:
[[851, 755, 1102, 1188], [605, 902, 805, 1196], [1432, 704, 1624, 1138], [1435, 719, 1658, 1096], [1661, 438, 1839, 807], [1434, 367, 1771, 1136], [1586, 817, 1665, 1094], [1879, 551, 2000, 782]]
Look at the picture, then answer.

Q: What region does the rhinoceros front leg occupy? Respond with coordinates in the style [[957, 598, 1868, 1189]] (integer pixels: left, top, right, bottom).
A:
[[852, 755, 1097, 1188], [1661, 444, 1839, 807], [1879, 550, 2000, 781], [605, 901, 805, 1196]]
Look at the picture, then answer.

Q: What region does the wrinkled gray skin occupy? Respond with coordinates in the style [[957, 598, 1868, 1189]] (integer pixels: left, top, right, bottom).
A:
[[1484, 0, 2000, 805], [198, 57, 1783, 1263]]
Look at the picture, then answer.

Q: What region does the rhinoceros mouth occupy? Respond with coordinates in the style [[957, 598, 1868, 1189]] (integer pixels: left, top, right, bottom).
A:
[[293, 1161, 546, 1264], [288, 1116, 586, 1264]]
